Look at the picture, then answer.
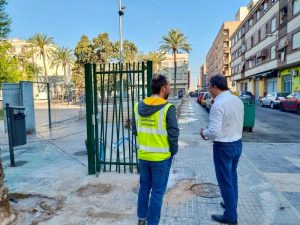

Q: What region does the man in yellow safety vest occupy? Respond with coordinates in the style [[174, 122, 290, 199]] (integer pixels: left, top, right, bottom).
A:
[[133, 75, 179, 225]]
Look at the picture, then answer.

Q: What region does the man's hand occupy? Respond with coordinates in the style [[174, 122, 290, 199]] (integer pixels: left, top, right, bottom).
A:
[[200, 128, 208, 140]]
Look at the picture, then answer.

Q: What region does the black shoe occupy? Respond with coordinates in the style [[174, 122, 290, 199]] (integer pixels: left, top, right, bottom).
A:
[[211, 214, 237, 224], [138, 220, 146, 225], [220, 201, 226, 209]]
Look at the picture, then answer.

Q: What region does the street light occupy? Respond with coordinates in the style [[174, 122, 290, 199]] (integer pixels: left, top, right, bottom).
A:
[[118, 0, 125, 63]]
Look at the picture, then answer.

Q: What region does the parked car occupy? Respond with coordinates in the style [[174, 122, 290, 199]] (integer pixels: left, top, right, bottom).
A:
[[260, 92, 289, 109], [189, 91, 195, 97], [197, 92, 205, 104], [279, 91, 300, 114], [205, 94, 214, 112], [200, 92, 210, 107], [178, 90, 184, 98], [240, 91, 255, 101]]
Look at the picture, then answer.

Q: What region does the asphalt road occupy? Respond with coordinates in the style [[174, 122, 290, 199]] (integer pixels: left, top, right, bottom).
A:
[[243, 105, 300, 143]]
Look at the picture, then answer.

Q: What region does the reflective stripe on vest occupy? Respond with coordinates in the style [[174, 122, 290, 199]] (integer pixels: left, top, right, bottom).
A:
[[134, 103, 172, 154]]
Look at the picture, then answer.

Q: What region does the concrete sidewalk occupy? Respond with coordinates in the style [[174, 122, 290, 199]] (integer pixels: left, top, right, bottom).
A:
[[1, 97, 300, 224]]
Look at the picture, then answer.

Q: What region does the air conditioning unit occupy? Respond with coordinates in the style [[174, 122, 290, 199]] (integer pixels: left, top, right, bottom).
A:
[[291, 69, 298, 76]]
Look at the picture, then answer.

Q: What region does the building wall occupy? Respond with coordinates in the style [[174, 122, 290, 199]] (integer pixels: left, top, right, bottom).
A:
[[230, 0, 300, 97], [160, 53, 189, 96], [206, 21, 241, 90]]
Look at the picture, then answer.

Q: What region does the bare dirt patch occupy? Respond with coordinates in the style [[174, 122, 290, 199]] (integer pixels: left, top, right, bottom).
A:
[[164, 180, 195, 208], [75, 183, 112, 197]]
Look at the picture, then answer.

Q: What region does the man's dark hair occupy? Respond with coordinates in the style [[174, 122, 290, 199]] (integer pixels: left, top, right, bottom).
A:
[[209, 75, 229, 91], [151, 74, 168, 94]]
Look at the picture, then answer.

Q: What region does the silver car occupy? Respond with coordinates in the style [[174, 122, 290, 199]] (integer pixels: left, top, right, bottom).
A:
[[260, 92, 289, 109]]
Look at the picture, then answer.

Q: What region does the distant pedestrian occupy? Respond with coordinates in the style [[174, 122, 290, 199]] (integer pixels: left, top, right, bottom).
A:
[[133, 75, 179, 225], [200, 75, 244, 225]]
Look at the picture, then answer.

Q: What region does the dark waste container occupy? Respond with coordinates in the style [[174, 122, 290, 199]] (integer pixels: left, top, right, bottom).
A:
[[241, 99, 255, 132], [11, 111, 27, 146]]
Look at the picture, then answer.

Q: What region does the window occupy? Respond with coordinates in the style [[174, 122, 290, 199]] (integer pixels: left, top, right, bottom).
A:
[[280, 7, 288, 24], [272, 0, 277, 4], [294, 0, 300, 15], [270, 45, 276, 59], [257, 10, 261, 20], [258, 29, 261, 42], [248, 17, 253, 28], [271, 17, 277, 32], [263, 2, 268, 12], [292, 31, 300, 49], [241, 26, 245, 35], [238, 30, 242, 39], [251, 36, 254, 47], [266, 23, 269, 34], [256, 56, 260, 65]]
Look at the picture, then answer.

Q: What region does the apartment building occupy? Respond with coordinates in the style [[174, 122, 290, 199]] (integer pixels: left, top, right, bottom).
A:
[[206, 21, 241, 90], [231, 0, 300, 98], [198, 63, 207, 90], [160, 53, 189, 96]]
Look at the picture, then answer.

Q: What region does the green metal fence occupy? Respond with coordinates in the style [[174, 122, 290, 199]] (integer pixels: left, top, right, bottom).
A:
[[85, 61, 153, 175]]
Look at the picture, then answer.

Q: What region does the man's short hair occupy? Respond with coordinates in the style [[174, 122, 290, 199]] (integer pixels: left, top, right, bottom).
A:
[[151, 75, 168, 94], [209, 75, 229, 91]]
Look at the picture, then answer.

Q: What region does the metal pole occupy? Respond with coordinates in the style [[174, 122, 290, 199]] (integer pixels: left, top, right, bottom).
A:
[[5, 104, 15, 167], [85, 64, 96, 175], [47, 83, 52, 129], [118, 0, 123, 63]]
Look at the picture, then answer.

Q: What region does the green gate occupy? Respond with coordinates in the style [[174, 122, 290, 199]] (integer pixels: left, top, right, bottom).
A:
[[85, 61, 153, 175]]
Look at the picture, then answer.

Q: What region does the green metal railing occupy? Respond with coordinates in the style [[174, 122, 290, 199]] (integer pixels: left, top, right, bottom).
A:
[[85, 61, 153, 175]]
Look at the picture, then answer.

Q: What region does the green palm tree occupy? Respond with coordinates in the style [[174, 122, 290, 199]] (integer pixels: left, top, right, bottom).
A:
[[143, 52, 167, 74], [160, 29, 192, 97], [50, 47, 74, 83], [28, 33, 54, 82]]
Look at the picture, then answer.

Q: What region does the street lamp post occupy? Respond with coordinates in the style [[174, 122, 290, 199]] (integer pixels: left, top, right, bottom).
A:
[[118, 0, 125, 63]]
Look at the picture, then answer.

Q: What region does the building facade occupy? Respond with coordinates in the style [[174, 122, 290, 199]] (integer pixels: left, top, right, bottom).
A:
[[206, 21, 241, 90], [198, 63, 207, 90], [160, 53, 189, 96], [231, 0, 300, 98]]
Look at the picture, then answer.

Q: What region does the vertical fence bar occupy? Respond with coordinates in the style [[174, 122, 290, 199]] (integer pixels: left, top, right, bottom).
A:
[[119, 63, 126, 173], [104, 64, 111, 172], [93, 64, 100, 173], [142, 62, 145, 99], [84, 63, 95, 175], [110, 64, 116, 172], [137, 63, 140, 102], [100, 64, 105, 172], [126, 63, 132, 172], [46, 82, 52, 129], [147, 61, 153, 97]]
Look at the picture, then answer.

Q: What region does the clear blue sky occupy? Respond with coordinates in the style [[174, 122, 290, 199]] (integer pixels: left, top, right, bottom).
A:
[[7, 0, 249, 86]]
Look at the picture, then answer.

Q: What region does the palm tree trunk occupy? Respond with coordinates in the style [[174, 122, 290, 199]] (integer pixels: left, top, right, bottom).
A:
[[42, 53, 48, 82], [173, 51, 177, 97]]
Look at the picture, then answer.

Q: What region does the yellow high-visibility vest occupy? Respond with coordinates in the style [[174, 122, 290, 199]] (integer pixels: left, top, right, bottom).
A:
[[134, 102, 173, 161]]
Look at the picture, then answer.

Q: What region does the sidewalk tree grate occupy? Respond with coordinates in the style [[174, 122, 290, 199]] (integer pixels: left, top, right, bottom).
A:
[[189, 183, 221, 198], [73, 151, 87, 156]]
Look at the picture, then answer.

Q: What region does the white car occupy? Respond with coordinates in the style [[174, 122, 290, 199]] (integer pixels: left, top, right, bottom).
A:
[[260, 92, 289, 109]]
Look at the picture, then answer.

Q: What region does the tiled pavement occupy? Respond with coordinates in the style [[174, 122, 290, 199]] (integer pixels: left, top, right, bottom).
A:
[[160, 98, 300, 225], [1, 97, 300, 225]]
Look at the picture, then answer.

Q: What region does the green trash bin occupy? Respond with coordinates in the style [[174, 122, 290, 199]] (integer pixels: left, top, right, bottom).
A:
[[241, 99, 255, 132]]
